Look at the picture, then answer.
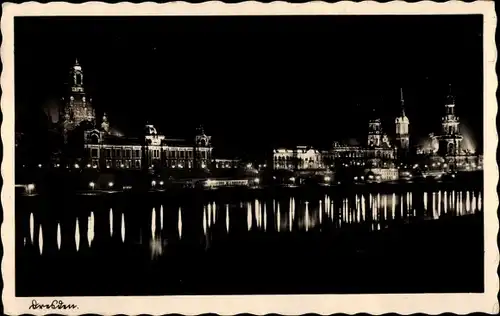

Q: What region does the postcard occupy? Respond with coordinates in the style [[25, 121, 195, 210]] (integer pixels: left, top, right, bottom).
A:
[[2, 1, 498, 315]]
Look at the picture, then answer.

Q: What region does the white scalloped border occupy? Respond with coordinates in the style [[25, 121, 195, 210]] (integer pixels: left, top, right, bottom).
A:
[[1, 1, 498, 315]]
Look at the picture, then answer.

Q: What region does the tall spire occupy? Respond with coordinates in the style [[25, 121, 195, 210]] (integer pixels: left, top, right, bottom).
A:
[[400, 88, 406, 116], [198, 124, 205, 135], [447, 83, 455, 104]]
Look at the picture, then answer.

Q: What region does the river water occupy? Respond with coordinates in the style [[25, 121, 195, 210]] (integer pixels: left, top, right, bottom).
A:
[[16, 183, 484, 296]]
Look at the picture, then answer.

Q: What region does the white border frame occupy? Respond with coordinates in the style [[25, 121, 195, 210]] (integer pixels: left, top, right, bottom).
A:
[[2, 1, 498, 315]]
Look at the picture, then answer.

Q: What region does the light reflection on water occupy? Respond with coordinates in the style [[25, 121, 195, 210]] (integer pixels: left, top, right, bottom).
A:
[[24, 189, 483, 260]]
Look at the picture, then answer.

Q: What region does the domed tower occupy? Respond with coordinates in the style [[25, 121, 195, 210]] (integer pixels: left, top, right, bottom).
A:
[[438, 84, 463, 156], [193, 125, 212, 169], [395, 88, 410, 151], [101, 113, 110, 134], [60, 59, 96, 139], [367, 109, 383, 147]]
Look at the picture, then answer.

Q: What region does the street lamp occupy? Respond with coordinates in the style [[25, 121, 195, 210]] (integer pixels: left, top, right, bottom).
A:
[[151, 180, 156, 187], [89, 182, 95, 190], [26, 183, 35, 195], [108, 182, 114, 188]]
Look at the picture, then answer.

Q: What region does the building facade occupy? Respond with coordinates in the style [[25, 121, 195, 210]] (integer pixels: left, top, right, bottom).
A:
[[416, 85, 482, 171], [273, 146, 324, 170], [273, 111, 398, 176], [60, 59, 96, 143], [83, 121, 213, 170], [438, 86, 463, 156], [54, 60, 214, 171], [395, 89, 410, 153]]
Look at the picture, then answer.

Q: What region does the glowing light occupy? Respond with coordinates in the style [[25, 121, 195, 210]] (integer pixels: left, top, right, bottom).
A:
[[160, 205, 164, 230], [57, 222, 61, 250], [254, 178, 260, 184], [324, 176, 331, 182], [178, 208, 183, 239], [226, 205, 230, 233], [108, 182, 114, 188], [151, 208, 157, 236], [88, 213, 95, 247], [89, 182, 95, 189], [151, 180, 156, 187], [121, 213, 126, 243], [109, 208, 114, 237], [74, 163, 80, 169], [159, 181, 164, 186], [289, 177, 295, 182], [39, 225, 44, 255], [75, 218, 80, 252], [86, 164, 91, 168], [120, 164, 125, 168], [29, 213, 34, 244], [27, 183, 35, 192]]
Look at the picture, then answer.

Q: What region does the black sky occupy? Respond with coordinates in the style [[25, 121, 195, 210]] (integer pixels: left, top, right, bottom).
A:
[[14, 15, 484, 158]]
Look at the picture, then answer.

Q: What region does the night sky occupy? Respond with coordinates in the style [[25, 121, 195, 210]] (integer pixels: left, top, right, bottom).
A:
[[14, 15, 483, 159]]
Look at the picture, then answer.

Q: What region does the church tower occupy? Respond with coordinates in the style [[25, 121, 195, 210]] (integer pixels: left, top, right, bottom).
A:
[[395, 88, 410, 151], [438, 84, 463, 156], [367, 109, 383, 147], [61, 59, 96, 138]]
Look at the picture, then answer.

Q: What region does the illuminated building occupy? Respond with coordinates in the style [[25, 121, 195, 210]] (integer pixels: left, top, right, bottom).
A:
[[60, 59, 96, 143], [53, 60, 214, 170], [213, 159, 241, 169], [273, 146, 324, 170], [324, 110, 398, 181], [273, 111, 398, 181], [417, 84, 482, 171], [395, 88, 410, 153], [438, 85, 463, 156], [83, 119, 213, 170]]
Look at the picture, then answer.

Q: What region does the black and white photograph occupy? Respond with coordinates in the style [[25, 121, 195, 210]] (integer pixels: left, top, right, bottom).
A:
[[2, 2, 498, 315]]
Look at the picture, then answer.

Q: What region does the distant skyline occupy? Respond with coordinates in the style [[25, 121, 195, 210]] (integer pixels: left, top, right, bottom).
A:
[[15, 15, 483, 159]]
